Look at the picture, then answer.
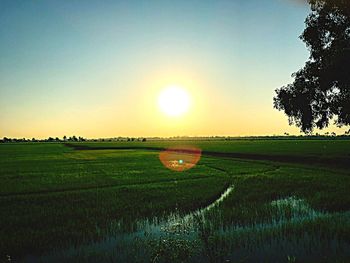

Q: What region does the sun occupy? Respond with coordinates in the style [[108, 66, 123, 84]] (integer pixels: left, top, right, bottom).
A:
[[158, 85, 191, 117]]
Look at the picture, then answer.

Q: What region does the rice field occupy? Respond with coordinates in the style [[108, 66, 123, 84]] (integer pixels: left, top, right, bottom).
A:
[[0, 140, 349, 262]]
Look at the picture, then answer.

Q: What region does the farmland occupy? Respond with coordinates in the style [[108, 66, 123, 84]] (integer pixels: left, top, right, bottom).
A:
[[1, 140, 350, 262]]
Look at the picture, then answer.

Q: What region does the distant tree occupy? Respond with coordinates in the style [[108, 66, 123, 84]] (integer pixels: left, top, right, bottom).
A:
[[142, 138, 147, 142], [67, 136, 76, 142], [48, 137, 54, 142], [274, 0, 350, 133], [63, 135, 67, 142]]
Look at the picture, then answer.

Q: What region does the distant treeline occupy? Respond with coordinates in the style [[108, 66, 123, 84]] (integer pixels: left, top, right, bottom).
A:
[[1, 133, 350, 143], [157, 132, 350, 140], [0, 136, 147, 143]]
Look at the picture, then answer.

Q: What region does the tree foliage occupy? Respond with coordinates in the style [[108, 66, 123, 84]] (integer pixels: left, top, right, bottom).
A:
[[274, 0, 350, 133]]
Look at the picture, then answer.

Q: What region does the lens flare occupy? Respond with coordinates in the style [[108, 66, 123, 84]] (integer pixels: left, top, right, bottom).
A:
[[159, 145, 202, 172]]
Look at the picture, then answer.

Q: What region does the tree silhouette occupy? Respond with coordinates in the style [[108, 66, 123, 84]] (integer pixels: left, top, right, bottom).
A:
[[274, 0, 350, 133]]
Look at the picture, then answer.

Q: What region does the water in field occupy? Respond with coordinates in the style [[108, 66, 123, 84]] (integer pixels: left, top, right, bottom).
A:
[[24, 186, 350, 262]]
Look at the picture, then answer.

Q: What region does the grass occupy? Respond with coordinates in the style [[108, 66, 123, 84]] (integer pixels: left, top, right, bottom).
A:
[[0, 143, 232, 258], [68, 139, 350, 170], [69, 139, 350, 159], [0, 140, 349, 262]]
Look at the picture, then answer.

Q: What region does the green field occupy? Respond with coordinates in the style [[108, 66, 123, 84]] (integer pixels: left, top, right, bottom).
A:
[[1, 140, 350, 262]]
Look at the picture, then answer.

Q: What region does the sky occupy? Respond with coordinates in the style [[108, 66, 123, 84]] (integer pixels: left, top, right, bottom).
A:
[[0, 0, 348, 138]]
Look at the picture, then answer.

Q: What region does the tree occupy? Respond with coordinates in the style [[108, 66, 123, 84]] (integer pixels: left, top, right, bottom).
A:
[[274, 0, 350, 133]]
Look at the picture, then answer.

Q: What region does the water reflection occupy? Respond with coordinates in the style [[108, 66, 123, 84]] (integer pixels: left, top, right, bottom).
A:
[[25, 188, 350, 262]]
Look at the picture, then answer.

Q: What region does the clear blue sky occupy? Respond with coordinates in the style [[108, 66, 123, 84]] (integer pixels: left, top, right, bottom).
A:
[[1, 0, 344, 138]]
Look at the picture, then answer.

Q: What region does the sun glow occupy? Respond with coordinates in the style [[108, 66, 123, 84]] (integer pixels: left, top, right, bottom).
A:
[[158, 85, 191, 117]]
